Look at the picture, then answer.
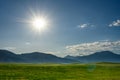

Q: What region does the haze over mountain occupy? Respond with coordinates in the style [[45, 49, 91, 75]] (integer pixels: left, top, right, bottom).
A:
[[0, 49, 120, 63]]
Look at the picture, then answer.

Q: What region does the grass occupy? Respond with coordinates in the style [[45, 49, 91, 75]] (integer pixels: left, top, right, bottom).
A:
[[0, 63, 120, 80]]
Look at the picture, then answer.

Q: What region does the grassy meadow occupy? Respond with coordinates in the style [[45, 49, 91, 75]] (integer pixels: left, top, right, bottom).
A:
[[0, 63, 120, 80]]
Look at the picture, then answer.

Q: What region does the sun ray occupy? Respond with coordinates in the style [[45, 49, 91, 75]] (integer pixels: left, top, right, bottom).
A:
[[19, 9, 50, 33]]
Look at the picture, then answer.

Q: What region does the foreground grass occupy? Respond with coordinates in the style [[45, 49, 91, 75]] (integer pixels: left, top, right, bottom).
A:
[[0, 63, 120, 80]]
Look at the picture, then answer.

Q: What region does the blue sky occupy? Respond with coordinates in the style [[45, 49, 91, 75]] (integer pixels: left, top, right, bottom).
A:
[[0, 0, 120, 56]]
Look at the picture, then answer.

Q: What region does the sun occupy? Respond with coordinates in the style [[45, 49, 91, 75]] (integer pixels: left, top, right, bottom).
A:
[[20, 10, 50, 33], [32, 17, 47, 31]]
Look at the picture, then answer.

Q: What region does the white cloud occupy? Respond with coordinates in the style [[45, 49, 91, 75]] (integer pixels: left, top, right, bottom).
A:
[[78, 24, 88, 28], [25, 42, 31, 45], [2, 47, 16, 50], [109, 20, 120, 27], [77, 23, 94, 29], [66, 40, 120, 56], [45, 51, 65, 57]]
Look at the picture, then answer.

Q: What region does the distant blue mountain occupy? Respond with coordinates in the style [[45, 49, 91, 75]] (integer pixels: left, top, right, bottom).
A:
[[0, 50, 120, 63], [0, 50, 23, 62], [65, 51, 120, 63], [19, 52, 76, 63], [0, 50, 76, 63]]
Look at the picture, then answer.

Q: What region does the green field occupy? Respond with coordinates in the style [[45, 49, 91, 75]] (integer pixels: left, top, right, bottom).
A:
[[0, 63, 120, 80]]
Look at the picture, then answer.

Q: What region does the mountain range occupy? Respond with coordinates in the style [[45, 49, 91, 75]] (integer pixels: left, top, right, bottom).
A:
[[0, 50, 76, 63], [65, 51, 120, 63], [0, 50, 120, 63]]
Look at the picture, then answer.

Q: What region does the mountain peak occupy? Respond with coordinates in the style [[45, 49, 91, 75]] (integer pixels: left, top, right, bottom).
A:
[[95, 51, 114, 54], [92, 51, 118, 56], [0, 49, 15, 55]]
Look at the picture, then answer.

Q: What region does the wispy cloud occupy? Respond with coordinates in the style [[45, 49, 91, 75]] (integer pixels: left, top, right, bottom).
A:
[[78, 24, 88, 28], [77, 23, 94, 29], [109, 19, 120, 27], [25, 42, 31, 45], [66, 40, 120, 56], [2, 47, 16, 50], [46, 51, 65, 57]]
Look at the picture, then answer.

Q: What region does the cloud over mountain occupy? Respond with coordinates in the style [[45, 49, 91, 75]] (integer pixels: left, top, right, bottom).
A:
[[66, 40, 120, 56], [2, 47, 16, 50]]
